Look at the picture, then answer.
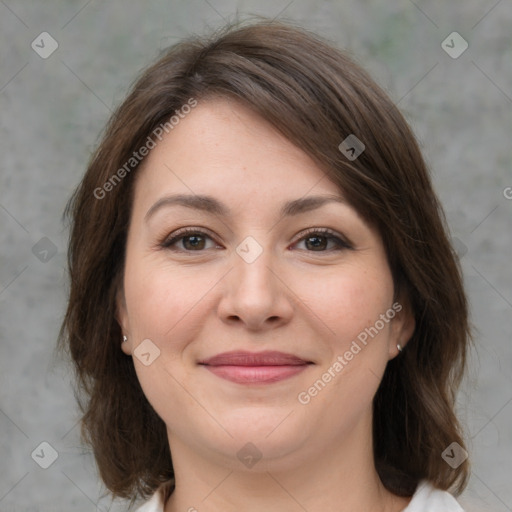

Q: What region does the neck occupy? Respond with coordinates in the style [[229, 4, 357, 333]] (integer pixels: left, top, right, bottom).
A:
[[164, 412, 410, 512]]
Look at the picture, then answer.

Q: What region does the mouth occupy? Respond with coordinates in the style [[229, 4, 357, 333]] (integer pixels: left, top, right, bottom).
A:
[[198, 350, 314, 384]]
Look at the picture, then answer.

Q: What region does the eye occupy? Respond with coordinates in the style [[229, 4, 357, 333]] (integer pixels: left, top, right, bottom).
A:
[[160, 228, 219, 251], [293, 228, 352, 252], [160, 227, 352, 253]]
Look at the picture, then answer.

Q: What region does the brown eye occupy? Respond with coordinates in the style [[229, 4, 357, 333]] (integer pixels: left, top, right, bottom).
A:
[[161, 229, 218, 251], [294, 229, 352, 252], [304, 234, 329, 251], [182, 234, 206, 250]]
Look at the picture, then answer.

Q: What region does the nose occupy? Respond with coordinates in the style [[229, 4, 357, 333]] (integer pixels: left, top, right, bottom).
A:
[[216, 243, 294, 332]]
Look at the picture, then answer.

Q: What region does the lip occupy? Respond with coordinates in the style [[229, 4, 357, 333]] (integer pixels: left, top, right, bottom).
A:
[[199, 350, 313, 384]]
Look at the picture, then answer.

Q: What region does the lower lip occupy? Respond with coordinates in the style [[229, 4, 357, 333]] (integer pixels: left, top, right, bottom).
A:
[[203, 364, 309, 384]]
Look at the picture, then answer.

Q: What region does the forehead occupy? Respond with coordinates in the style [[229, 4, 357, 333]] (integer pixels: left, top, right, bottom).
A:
[[132, 98, 342, 210]]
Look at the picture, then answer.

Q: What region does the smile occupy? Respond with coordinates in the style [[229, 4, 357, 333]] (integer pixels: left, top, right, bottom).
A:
[[198, 350, 313, 384]]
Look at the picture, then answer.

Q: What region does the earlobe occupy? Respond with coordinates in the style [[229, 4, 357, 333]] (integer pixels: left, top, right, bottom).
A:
[[389, 302, 415, 359], [121, 334, 132, 355], [116, 288, 132, 355]]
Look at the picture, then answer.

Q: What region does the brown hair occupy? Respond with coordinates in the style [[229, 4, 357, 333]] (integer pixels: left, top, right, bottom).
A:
[[58, 18, 471, 504]]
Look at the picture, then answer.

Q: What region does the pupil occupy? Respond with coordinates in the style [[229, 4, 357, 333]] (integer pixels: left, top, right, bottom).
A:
[[186, 235, 204, 249], [307, 235, 326, 250]]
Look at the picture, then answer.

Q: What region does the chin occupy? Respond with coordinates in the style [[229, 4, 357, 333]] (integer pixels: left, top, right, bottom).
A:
[[208, 408, 312, 463]]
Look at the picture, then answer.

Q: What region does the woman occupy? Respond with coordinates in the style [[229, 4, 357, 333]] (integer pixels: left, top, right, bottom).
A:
[[59, 20, 470, 511]]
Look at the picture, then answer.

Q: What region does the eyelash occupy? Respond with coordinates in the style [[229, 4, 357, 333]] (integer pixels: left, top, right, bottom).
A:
[[160, 227, 352, 253]]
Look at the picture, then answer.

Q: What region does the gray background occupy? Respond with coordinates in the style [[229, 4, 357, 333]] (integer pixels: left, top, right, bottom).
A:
[[0, 0, 511, 511]]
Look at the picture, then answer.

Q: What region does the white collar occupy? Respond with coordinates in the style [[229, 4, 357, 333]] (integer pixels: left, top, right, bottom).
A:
[[135, 479, 464, 511]]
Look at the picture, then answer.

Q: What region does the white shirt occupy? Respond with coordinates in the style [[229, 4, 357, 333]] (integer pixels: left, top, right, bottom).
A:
[[135, 480, 464, 511]]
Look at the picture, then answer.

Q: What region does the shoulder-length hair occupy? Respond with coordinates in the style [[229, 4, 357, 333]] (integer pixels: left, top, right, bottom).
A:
[[59, 18, 470, 503]]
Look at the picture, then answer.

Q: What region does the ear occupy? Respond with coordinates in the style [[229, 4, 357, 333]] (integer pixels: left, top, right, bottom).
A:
[[116, 286, 132, 355], [388, 299, 415, 360]]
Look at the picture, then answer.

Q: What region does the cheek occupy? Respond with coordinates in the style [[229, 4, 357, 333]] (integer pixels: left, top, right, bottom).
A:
[[292, 263, 394, 343], [123, 253, 215, 341], [123, 257, 209, 425]]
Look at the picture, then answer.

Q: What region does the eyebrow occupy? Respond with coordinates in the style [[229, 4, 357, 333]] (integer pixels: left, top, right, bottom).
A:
[[144, 193, 347, 222]]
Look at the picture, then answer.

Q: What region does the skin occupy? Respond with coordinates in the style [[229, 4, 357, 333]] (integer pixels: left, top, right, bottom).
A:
[[117, 98, 415, 512]]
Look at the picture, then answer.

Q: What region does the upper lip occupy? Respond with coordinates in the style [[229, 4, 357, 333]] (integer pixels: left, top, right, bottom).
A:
[[199, 350, 312, 366]]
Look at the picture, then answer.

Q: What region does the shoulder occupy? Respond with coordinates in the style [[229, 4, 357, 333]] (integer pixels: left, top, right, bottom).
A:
[[134, 488, 165, 512], [404, 480, 465, 512]]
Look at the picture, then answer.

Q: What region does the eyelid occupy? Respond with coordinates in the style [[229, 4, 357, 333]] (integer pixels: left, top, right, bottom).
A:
[[160, 226, 353, 252], [291, 227, 353, 250], [160, 226, 221, 249]]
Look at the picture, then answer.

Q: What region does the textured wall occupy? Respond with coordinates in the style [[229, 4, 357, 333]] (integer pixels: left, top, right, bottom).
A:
[[0, 1, 511, 511]]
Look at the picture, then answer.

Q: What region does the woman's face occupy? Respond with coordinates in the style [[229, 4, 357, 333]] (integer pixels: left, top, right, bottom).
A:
[[117, 98, 414, 471]]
